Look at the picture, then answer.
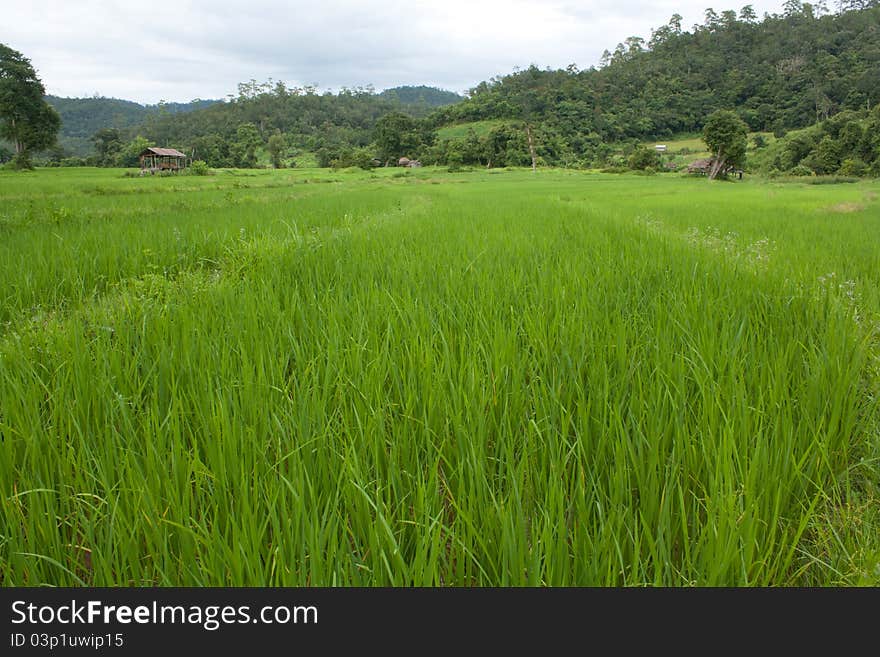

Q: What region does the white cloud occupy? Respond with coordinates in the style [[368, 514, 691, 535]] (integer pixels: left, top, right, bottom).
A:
[[4, 0, 787, 103]]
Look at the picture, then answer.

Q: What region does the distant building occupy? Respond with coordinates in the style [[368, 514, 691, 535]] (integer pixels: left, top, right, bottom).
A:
[[139, 147, 187, 173], [655, 144, 668, 152], [687, 157, 743, 178], [687, 158, 713, 174], [398, 157, 411, 167]]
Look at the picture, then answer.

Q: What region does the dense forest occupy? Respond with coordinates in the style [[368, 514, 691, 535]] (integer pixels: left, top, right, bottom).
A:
[[377, 86, 464, 115], [422, 1, 880, 169], [45, 96, 219, 157], [26, 2, 880, 176], [135, 83, 458, 168]]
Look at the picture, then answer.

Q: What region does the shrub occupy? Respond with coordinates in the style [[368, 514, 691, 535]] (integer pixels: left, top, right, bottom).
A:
[[628, 146, 661, 170], [788, 164, 814, 177], [189, 160, 211, 176], [838, 158, 867, 177], [351, 147, 375, 171]]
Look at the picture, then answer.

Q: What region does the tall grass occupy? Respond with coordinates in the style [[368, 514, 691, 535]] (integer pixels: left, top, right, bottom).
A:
[[1, 168, 878, 585]]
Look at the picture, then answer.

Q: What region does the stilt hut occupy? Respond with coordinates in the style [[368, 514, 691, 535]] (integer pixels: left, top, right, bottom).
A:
[[139, 147, 187, 173]]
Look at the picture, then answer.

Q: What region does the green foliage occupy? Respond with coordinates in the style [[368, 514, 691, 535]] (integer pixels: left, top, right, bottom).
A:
[[789, 163, 815, 176], [750, 104, 880, 176], [46, 96, 217, 157], [267, 132, 285, 169], [118, 136, 154, 168], [373, 111, 422, 163], [839, 157, 867, 176], [702, 110, 749, 178], [10, 151, 34, 169], [428, 6, 880, 165], [89, 129, 155, 167], [0, 43, 60, 159], [627, 146, 662, 170], [232, 123, 262, 168], [189, 159, 210, 175], [378, 85, 463, 117], [350, 146, 375, 170], [137, 84, 434, 169], [805, 136, 842, 175], [91, 127, 123, 166]]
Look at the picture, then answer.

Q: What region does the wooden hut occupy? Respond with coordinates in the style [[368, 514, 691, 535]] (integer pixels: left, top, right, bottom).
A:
[[687, 157, 743, 178], [139, 147, 187, 173], [687, 158, 713, 175]]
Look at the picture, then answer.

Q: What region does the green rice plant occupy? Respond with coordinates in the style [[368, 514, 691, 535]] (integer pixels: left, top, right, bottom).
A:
[[1, 167, 878, 586]]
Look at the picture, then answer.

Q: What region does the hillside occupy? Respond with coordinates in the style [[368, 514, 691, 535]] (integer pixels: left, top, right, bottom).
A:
[[130, 84, 462, 168], [46, 96, 220, 156], [425, 4, 880, 167], [50, 85, 461, 162]]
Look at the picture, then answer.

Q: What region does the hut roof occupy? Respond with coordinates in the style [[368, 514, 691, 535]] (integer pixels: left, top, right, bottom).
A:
[[141, 147, 187, 158], [687, 158, 713, 171]]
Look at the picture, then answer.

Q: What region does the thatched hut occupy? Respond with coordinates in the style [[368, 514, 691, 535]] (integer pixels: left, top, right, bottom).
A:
[[139, 147, 187, 173], [687, 157, 743, 178], [687, 158, 713, 175], [398, 157, 411, 167]]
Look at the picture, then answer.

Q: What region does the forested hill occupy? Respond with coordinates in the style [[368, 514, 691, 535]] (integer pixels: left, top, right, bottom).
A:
[[46, 96, 219, 156], [430, 3, 880, 144], [135, 84, 459, 167]]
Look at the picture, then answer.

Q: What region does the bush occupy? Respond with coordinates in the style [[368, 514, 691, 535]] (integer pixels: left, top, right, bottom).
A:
[[838, 158, 867, 177], [446, 149, 464, 172], [788, 164, 814, 177], [351, 147, 375, 171], [189, 160, 211, 176], [11, 152, 34, 170], [627, 146, 661, 170]]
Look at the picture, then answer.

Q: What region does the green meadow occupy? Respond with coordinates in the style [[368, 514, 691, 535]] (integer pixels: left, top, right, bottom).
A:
[[1, 167, 878, 585]]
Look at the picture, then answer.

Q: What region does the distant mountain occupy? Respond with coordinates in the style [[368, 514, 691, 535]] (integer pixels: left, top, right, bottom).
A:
[[46, 95, 220, 156]]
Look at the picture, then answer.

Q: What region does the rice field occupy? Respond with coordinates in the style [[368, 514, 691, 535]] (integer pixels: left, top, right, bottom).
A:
[[1, 166, 878, 586]]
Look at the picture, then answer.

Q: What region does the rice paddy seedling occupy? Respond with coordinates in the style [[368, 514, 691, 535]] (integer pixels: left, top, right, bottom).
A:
[[1, 167, 878, 585]]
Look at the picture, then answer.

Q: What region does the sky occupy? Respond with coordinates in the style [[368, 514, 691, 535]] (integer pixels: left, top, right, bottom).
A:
[[4, 0, 787, 105]]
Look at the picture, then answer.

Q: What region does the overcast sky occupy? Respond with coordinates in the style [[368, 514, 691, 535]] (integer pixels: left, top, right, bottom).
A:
[[5, 0, 786, 104]]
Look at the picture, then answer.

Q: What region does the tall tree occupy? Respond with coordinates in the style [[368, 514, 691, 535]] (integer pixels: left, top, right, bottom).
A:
[[702, 110, 749, 179], [267, 132, 285, 168], [373, 112, 419, 164], [91, 127, 123, 166], [0, 43, 60, 168]]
